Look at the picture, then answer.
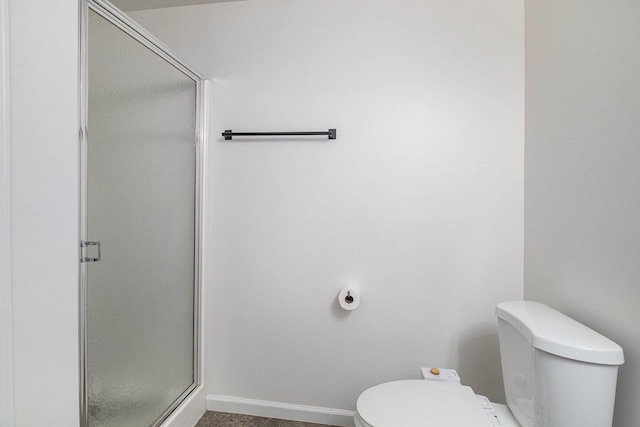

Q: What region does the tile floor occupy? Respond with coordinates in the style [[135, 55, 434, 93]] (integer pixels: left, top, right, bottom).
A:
[[195, 411, 339, 427]]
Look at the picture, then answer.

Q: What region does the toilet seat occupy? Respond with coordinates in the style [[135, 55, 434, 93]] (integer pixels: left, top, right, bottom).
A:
[[355, 380, 493, 427]]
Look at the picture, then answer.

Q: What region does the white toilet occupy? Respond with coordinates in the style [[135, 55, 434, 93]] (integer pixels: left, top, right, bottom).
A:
[[354, 300, 624, 426]]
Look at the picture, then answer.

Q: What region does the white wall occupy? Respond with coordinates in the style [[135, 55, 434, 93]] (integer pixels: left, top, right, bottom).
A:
[[132, 0, 524, 412], [524, 1, 640, 426], [9, 0, 80, 425]]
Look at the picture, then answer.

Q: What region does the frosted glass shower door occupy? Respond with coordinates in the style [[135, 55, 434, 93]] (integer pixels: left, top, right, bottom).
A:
[[84, 8, 199, 427]]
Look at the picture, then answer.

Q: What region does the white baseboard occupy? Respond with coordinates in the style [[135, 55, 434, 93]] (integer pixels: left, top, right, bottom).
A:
[[206, 394, 356, 427]]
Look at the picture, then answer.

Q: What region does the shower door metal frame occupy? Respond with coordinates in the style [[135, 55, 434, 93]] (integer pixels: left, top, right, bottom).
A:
[[0, 0, 15, 424], [78, 1, 207, 426]]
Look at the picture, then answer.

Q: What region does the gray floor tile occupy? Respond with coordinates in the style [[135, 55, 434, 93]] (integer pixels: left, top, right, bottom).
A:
[[195, 411, 340, 427]]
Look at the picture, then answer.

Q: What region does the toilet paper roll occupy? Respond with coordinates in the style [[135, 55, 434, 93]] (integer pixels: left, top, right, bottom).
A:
[[339, 286, 360, 311]]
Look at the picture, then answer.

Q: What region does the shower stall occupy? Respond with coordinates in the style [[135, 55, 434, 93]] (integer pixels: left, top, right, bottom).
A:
[[79, 1, 205, 426]]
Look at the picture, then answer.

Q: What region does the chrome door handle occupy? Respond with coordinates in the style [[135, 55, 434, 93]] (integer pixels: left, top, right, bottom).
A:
[[81, 240, 101, 263]]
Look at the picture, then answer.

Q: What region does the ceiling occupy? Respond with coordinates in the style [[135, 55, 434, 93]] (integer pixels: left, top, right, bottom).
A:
[[110, 0, 245, 12]]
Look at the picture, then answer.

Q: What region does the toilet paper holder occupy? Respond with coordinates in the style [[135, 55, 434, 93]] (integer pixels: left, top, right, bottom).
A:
[[339, 286, 360, 311], [344, 291, 354, 304]]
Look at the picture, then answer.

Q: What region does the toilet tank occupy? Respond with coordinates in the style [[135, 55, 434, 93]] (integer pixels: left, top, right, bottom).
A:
[[496, 301, 624, 427]]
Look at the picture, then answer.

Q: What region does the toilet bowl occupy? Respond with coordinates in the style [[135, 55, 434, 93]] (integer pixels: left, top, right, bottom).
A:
[[354, 301, 624, 427], [354, 380, 499, 427]]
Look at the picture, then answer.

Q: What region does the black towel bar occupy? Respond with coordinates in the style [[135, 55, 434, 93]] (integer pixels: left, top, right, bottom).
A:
[[222, 129, 336, 140]]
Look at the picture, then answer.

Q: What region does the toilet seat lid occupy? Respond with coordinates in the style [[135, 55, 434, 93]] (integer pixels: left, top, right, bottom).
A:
[[356, 380, 493, 427]]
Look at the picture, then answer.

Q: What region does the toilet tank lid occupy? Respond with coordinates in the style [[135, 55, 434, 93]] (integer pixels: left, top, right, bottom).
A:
[[496, 301, 624, 365]]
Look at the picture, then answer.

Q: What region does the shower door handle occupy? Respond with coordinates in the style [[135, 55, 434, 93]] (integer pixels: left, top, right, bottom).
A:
[[81, 240, 101, 263]]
